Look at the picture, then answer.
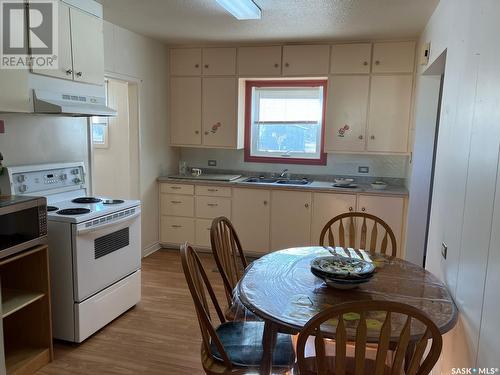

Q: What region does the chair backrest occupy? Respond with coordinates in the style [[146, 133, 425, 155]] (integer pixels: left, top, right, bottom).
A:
[[210, 217, 248, 306], [319, 212, 398, 257], [296, 301, 443, 375], [180, 243, 233, 369]]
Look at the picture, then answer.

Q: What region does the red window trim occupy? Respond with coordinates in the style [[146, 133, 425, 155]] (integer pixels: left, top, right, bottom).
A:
[[244, 80, 328, 166]]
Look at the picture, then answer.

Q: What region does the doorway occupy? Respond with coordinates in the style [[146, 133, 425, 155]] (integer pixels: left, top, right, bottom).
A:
[[91, 78, 140, 199]]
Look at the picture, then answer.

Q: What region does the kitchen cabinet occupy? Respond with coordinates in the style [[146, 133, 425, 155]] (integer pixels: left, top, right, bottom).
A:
[[357, 195, 405, 254], [160, 194, 194, 217], [195, 219, 212, 247], [238, 46, 282, 76], [232, 188, 271, 254], [311, 193, 357, 244], [325, 76, 370, 152], [367, 75, 413, 153], [70, 8, 105, 85], [330, 43, 372, 74], [202, 48, 237, 76], [372, 41, 416, 73], [282, 45, 330, 76], [161, 216, 195, 244], [271, 190, 312, 250], [170, 77, 202, 145], [170, 48, 202, 76], [195, 196, 231, 219], [202, 78, 238, 147]]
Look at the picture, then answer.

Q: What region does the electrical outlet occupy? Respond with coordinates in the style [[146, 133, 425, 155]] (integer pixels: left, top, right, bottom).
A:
[[208, 160, 217, 167], [358, 166, 369, 174], [0, 120, 4, 134], [441, 242, 448, 259]]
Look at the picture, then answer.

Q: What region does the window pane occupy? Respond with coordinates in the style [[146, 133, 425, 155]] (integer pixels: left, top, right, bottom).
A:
[[256, 123, 319, 155]]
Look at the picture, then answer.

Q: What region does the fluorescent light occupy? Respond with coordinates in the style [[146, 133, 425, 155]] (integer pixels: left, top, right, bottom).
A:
[[215, 0, 261, 20]]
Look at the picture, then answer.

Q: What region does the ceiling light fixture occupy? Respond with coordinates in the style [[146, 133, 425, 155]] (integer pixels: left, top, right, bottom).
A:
[[215, 0, 261, 20]]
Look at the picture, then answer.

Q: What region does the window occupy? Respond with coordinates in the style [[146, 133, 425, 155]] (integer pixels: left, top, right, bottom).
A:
[[92, 80, 109, 148], [244, 80, 327, 165]]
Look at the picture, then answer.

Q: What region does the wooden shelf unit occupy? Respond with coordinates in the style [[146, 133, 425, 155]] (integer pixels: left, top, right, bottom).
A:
[[0, 245, 53, 374]]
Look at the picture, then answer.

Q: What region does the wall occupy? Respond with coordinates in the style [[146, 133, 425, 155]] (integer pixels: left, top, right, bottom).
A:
[[413, 0, 500, 371], [0, 114, 89, 189], [180, 148, 408, 179], [103, 22, 178, 254]]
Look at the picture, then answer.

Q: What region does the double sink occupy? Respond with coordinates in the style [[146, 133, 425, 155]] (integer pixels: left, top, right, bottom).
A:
[[242, 177, 312, 186]]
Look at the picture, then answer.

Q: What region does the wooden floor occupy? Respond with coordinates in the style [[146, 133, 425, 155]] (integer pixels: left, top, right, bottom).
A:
[[38, 249, 224, 375]]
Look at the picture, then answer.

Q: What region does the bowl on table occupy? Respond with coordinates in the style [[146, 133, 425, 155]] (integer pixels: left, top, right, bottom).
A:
[[334, 178, 355, 186]]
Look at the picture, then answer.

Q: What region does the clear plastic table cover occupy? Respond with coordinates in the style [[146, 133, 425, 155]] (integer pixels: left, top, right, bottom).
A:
[[236, 246, 458, 340]]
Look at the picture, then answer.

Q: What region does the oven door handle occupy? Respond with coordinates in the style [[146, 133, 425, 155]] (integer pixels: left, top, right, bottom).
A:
[[77, 211, 141, 235]]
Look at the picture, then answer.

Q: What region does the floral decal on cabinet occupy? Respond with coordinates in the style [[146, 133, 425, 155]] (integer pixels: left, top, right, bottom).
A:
[[337, 124, 350, 137], [211, 122, 222, 134]]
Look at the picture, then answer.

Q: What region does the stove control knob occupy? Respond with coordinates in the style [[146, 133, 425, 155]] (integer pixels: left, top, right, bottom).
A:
[[16, 174, 25, 183], [71, 168, 79, 175], [19, 184, 27, 193], [60, 174, 67, 181], [73, 178, 81, 184]]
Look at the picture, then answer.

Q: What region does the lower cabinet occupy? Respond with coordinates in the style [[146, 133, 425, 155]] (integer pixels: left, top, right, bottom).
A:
[[311, 193, 357, 244], [195, 219, 212, 247], [160, 216, 195, 244], [232, 188, 271, 254], [270, 190, 312, 250]]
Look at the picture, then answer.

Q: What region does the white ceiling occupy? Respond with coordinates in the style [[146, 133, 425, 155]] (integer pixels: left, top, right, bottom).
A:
[[99, 0, 438, 45]]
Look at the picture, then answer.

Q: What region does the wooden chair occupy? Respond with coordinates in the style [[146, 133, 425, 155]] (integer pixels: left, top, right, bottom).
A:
[[296, 300, 443, 375], [319, 213, 398, 257], [210, 217, 254, 320], [180, 243, 295, 374]]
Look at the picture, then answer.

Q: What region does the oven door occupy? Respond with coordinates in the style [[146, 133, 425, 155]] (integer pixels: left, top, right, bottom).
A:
[[72, 206, 141, 302]]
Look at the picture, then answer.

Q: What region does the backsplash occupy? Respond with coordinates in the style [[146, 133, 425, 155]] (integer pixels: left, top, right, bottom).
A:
[[179, 148, 409, 180]]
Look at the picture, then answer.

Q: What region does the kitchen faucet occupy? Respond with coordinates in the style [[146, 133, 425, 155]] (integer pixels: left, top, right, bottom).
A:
[[278, 169, 289, 178]]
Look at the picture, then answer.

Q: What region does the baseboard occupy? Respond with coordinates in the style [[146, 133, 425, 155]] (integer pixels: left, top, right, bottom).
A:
[[142, 242, 161, 258]]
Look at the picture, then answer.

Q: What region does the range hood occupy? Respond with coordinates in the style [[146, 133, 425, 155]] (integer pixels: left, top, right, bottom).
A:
[[33, 89, 116, 117]]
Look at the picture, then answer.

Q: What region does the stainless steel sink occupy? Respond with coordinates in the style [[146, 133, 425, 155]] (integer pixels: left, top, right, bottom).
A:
[[242, 177, 312, 186]]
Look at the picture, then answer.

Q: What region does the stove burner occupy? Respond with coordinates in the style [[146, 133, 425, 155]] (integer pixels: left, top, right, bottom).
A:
[[72, 197, 102, 204], [47, 206, 59, 212], [102, 199, 125, 205], [57, 208, 91, 216]]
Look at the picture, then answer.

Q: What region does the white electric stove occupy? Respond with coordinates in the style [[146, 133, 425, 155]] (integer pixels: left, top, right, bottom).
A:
[[0, 162, 142, 343]]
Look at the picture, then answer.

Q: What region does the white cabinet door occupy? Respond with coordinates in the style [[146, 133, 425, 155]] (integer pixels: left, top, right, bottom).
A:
[[70, 8, 104, 85], [325, 76, 369, 152], [357, 195, 405, 255], [202, 48, 236, 76], [271, 190, 312, 250], [311, 193, 357, 244], [195, 219, 212, 247], [367, 75, 413, 153], [238, 46, 282, 76], [160, 216, 195, 244], [170, 77, 202, 145], [330, 44, 372, 74], [282, 45, 330, 76], [372, 41, 416, 73], [232, 188, 271, 254], [32, 3, 73, 80], [170, 48, 202, 76], [202, 78, 237, 148]]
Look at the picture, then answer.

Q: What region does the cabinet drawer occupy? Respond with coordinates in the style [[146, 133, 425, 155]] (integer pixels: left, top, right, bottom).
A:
[[195, 219, 213, 247], [160, 216, 195, 244], [161, 194, 194, 217], [195, 185, 232, 197], [160, 183, 194, 195], [195, 196, 231, 219]]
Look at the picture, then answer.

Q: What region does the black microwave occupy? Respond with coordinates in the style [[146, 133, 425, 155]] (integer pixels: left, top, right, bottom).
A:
[[0, 195, 48, 259]]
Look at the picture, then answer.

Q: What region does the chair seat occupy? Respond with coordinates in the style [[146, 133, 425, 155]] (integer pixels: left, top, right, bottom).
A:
[[210, 321, 295, 368]]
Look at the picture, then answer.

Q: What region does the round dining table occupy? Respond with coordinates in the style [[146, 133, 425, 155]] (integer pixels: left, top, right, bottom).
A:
[[237, 246, 458, 375]]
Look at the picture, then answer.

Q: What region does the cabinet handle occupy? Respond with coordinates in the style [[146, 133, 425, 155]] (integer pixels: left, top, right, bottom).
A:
[[65, 69, 73, 75], [170, 200, 182, 204], [76, 71, 82, 77], [204, 64, 209, 68], [171, 225, 182, 228], [358, 135, 364, 140], [349, 207, 353, 211], [207, 189, 218, 192], [361, 207, 366, 212], [204, 131, 209, 135], [274, 63, 279, 68], [195, 130, 200, 134], [170, 186, 181, 190], [207, 203, 218, 207], [305, 203, 309, 208], [285, 62, 290, 67], [263, 200, 268, 205], [195, 64, 199, 68], [375, 60, 380, 65], [370, 135, 375, 140], [363, 61, 368, 66]]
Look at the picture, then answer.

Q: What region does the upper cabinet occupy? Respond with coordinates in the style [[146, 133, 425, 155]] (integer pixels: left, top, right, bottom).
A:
[[170, 49, 202, 76], [31, 4, 104, 85], [372, 41, 416, 73], [202, 48, 236, 76], [170, 77, 202, 145], [330, 43, 372, 74], [282, 45, 330, 76], [238, 46, 282, 76]]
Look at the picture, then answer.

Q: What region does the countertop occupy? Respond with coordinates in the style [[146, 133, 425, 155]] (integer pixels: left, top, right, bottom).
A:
[[157, 175, 408, 197]]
